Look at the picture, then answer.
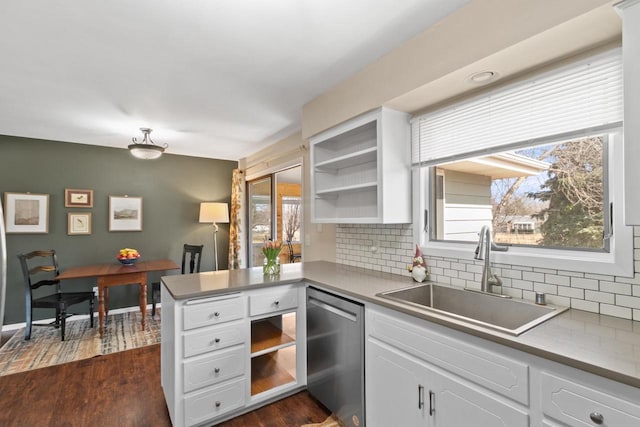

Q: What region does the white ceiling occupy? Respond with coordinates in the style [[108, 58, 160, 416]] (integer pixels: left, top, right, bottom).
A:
[[0, 0, 470, 160]]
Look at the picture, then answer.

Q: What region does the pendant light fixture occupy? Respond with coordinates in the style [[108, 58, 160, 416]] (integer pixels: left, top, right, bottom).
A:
[[128, 128, 168, 159]]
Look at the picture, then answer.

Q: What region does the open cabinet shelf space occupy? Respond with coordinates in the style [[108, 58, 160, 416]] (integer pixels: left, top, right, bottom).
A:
[[251, 347, 297, 396], [310, 107, 411, 223], [251, 319, 296, 356], [314, 181, 377, 196], [314, 147, 377, 171]]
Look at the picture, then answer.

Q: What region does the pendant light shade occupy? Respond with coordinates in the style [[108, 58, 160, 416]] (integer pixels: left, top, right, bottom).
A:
[[128, 128, 168, 159]]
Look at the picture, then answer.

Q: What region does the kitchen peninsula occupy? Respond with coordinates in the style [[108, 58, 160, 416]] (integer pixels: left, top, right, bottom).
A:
[[161, 261, 640, 427]]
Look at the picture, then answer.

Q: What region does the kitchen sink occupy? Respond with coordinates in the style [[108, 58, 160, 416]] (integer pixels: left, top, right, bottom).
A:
[[377, 283, 568, 336]]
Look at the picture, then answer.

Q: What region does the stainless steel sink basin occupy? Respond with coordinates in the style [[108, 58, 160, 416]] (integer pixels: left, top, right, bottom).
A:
[[377, 283, 568, 336]]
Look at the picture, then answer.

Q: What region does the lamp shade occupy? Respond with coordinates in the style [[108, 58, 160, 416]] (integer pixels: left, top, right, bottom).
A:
[[199, 202, 229, 223]]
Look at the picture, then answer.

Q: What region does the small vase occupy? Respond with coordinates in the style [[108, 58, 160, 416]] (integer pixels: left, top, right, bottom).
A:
[[263, 257, 281, 276]]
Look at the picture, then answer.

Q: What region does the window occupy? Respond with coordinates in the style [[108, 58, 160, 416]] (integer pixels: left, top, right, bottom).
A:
[[411, 48, 633, 276], [282, 196, 301, 243], [430, 134, 610, 252]]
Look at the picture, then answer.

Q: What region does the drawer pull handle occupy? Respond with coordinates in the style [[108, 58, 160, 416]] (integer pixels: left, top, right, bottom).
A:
[[214, 338, 221, 343], [214, 367, 220, 374], [209, 312, 220, 319], [274, 300, 280, 306], [589, 412, 604, 424], [215, 401, 221, 408]]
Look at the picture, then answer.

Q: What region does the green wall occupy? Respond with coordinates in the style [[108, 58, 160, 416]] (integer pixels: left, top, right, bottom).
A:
[[0, 135, 237, 325]]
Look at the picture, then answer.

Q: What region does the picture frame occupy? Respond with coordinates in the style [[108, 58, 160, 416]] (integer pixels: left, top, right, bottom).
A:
[[65, 188, 94, 208], [67, 212, 92, 235], [3, 192, 50, 234], [109, 195, 143, 232]]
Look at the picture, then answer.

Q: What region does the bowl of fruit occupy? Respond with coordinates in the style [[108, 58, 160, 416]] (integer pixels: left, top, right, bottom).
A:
[[117, 248, 141, 265]]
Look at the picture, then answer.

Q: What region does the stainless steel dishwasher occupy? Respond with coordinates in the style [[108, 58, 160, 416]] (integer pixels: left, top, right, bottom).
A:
[[307, 287, 365, 427]]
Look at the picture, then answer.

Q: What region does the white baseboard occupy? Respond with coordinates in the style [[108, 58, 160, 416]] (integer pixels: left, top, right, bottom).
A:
[[1, 303, 161, 332]]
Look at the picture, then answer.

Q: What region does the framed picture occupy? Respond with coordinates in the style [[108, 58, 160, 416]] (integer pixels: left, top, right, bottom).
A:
[[3, 192, 50, 234], [67, 212, 92, 235], [65, 188, 93, 208], [109, 196, 143, 231]]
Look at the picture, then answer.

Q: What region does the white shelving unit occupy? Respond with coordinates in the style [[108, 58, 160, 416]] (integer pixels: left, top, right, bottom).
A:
[[310, 107, 411, 223]]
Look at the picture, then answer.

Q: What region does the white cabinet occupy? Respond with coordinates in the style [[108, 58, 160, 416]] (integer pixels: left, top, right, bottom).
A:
[[367, 304, 640, 427], [161, 284, 306, 427], [162, 291, 249, 427], [366, 307, 529, 427], [309, 107, 411, 223], [367, 339, 528, 427], [367, 339, 429, 427], [248, 285, 306, 399], [617, 0, 640, 225], [541, 372, 640, 426]]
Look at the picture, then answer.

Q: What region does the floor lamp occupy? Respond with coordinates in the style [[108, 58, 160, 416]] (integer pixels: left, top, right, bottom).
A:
[[199, 202, 229, 271]]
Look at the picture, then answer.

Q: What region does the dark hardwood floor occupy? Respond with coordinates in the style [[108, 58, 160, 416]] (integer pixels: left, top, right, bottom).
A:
[[0, 343, 330, 427]]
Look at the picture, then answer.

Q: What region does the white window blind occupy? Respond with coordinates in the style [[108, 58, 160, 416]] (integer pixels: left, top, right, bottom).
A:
[[411, 49, 623, 165]]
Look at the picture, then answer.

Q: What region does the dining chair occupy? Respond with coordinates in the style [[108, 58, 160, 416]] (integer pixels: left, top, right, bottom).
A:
[[286, 240, 302, 263], [151, 244, 203, 316], [17, 250, 94, 341]]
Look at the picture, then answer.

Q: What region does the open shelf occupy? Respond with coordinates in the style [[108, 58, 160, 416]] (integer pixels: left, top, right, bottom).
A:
[[314, 181, 377, 196], [251, 319, 295, 355], [314, 147, 377, 171], [251, 346, 297, 396]]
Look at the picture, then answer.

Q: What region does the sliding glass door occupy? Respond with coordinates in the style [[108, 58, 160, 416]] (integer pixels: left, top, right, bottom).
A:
[[247, 166, 302, 267]]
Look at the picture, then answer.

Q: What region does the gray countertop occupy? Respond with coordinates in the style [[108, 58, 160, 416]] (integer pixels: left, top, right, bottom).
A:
[[162, 260, 640, 389]]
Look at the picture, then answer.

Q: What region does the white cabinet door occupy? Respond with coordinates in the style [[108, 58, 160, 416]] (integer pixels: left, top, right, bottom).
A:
[[367, 337, 529, 427], [366, 339, 428, 427], [430, 369, 529, 427]]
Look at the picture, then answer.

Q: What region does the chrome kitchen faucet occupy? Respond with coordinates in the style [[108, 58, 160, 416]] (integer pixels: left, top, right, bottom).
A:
[[473, 225, 508, 296]]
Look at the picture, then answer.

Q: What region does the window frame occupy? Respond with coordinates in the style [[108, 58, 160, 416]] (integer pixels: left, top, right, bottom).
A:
[[413, 130, 634, 277]]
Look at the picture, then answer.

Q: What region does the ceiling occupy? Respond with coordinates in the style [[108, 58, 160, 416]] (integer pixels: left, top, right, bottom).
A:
[[0, 0, 470, 160]]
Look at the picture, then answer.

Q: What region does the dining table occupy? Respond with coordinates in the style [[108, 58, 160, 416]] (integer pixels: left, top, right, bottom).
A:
[[56, 259, 180, 337]]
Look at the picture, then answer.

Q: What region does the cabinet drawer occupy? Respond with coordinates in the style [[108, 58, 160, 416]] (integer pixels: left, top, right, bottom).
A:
[[368, 308, 529, 405], [541, 372, 640, 426], [249, 286, 298, 317], [183, 346, 245, 393], [183, 320, 246, 358], [183, 295, 245, 330], [184, 377, 245, 427]]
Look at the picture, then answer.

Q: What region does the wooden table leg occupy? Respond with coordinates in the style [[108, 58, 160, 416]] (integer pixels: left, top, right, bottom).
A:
[[98, 280, 105, 338], [139, 279, 147, 331]]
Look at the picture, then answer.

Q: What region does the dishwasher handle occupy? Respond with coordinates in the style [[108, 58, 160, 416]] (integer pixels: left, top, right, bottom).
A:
[[308, 295, 359, 322]]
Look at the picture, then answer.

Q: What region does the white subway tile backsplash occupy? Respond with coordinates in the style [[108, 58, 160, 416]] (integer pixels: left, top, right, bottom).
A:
[[534, 267, 557, 274], [601, 304, 633, 320], [546, 294, 571, 307], [571, 277, 599, 290], [571, 299, 599, 313], [545, 274, 570, 286], [616, 295, 640, 310], [523, 271, 545, 282], [336, 223, 639, 322], [584, 290, 615, 304], [599, 281, 632, 295], [511, 279, 534, 291], [501, 269, 522, 280], [534, 283, 558, 295], [585, 273, 616, 281], [559, 287, 584, 299]]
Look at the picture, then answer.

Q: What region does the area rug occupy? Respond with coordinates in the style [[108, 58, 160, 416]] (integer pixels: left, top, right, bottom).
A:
[[301, 414, 341, 427], [0, 308, 161, 376]]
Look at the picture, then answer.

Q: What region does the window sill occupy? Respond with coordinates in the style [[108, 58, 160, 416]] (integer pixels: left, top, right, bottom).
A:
[[421, 239, 633, 278]]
